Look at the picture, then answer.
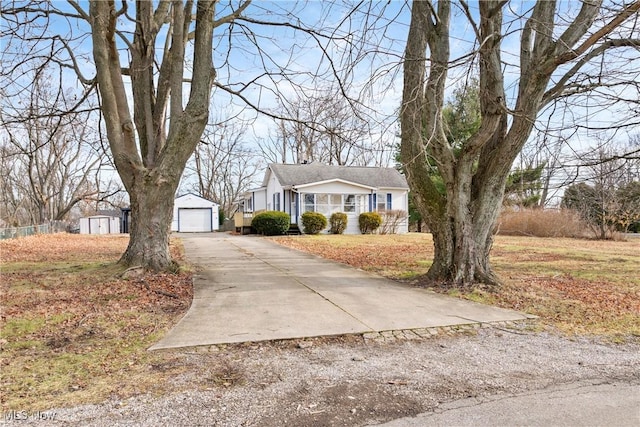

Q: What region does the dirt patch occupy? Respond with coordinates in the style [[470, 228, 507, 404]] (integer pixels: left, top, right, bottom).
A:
[[257, 381, 423, 426]]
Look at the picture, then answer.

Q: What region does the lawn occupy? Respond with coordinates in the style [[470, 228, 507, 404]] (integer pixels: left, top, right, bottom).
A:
[[0, 234, 193, 411], [269, 233, 640, 338], [2, 232, 638, 411]]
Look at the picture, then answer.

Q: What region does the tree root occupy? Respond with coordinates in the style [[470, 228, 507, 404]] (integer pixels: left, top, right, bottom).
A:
[[118, 265, 145, 279]]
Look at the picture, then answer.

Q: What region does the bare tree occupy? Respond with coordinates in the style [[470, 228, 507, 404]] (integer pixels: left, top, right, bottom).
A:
[[184, 121, 262, 220], [265, 90, 379, 166], [3, 1, 245, 269], [0, 143, 27, 226], [0, 66, 113, 226], [563, 144, 640, 238], [400, 0, 640, 285], [2, 1, 403, 269]]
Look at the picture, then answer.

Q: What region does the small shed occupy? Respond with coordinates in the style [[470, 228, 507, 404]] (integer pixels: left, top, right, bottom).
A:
[[171, 194, 219, 232], [79, 215, 121, 234]]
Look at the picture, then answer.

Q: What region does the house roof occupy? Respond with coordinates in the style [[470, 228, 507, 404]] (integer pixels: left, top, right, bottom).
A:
[[267, 163, 408, 190]]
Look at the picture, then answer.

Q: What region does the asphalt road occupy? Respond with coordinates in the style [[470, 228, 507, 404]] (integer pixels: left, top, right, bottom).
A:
[[377, 380, 640, 427]]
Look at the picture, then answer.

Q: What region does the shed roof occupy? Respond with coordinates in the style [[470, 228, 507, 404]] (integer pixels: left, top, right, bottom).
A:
[[97, 209, 121, 218], [267, 163, 408, 189]]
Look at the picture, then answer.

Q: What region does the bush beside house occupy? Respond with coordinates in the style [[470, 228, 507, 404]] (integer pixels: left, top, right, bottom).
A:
[[379, 210, 408, 235], [252, 211, 290, 236], [359, 212, 382, 234], [329, 212, 348, 234], [301, 212, 327, 234]]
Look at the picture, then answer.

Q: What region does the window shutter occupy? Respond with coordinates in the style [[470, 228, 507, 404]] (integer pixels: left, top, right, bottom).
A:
[[387, 193, 392, 210]]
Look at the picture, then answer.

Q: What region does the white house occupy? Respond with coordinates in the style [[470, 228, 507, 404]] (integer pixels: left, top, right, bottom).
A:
[[244, 163, 410, 234], [171, 193, 219, 232]]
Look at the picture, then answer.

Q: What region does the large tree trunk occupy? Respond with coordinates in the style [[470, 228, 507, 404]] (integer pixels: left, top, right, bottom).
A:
[[120, 174, 178, 270], [89, 0, 218, 271], [399, 0, 630, 287], [400, 0, 506, 286], [426, 181, 504, 286]]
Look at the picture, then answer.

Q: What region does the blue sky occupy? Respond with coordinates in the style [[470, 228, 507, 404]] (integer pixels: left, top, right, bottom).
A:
[[2, 0, 638, 190]]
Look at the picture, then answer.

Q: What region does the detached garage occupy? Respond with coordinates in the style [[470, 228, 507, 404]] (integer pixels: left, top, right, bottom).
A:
[[171, 194, 219, 233]]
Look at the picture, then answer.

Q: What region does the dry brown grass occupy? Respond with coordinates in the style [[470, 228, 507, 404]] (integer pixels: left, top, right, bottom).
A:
[[271, 233, 640, 338], [2, 232, 638, 410], [0, 234, 193, 411], [497, 209, 589, 238]]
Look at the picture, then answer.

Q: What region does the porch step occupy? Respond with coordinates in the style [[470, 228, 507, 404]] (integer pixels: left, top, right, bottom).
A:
[[287, 224, 302, 235]]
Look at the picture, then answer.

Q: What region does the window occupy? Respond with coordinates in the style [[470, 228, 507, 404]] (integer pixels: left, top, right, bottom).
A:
[[316, 194, 329, 215], [314, 194, 343, 215], [376, 194, 386, 211], [344, 194, 356, 212], [330, 194, 342, 213], [376, 193, 392, 211], [304, 194, 315, 212], [303, 193, 366, 214], [356, 195, 366, 214], [273, 193, 281, 211], [246, 196, 253, 212]]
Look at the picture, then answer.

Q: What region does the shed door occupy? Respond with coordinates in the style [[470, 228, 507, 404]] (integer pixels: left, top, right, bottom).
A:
[[89, 217, 110, 234], [178, 208, 212, 232]]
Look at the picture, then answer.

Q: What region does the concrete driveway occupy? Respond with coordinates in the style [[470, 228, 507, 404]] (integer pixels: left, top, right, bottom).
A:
[[150, 234, 534, 350]]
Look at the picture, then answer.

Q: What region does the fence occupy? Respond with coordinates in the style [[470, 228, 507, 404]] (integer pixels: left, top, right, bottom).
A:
[[0, 221, 69, 240]]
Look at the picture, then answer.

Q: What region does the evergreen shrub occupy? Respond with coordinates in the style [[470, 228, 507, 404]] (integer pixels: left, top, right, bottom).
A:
[[330, 212, 348, 234], [301, 212, 327, 234], [251, 211, 290, 236], [359, 212, 382, 234]]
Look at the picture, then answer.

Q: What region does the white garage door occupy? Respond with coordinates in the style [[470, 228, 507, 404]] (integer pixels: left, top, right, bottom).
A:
[[178, 208, 212, 232]]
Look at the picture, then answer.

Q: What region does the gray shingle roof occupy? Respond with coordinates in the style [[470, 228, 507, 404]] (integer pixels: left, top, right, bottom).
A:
[[268, 163, 408, 189]]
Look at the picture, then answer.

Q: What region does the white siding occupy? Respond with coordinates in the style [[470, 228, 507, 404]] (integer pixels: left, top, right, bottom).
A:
[[250, 189, 267, 212], [79, 216, 120, 234], [266, 172, 285, 211], [172, 194, 219, 232], [344, 212, 361, 234], [378, 189, 409, 234], [296, 181, 372, 195]]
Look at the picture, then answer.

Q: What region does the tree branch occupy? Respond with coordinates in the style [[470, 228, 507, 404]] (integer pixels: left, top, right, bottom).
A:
[[543, 38, 640, 105], [555, 1, 640, 65]]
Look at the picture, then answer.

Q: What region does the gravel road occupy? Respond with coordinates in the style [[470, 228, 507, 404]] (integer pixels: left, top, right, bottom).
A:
[[5, 326, 639, 427]]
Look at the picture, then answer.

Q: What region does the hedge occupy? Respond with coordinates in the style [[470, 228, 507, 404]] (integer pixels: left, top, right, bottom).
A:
[[251, 211, 290, 236], [329, 212, 348, 234], [301, 211, 327, 234], [359, 212, 382, 234]]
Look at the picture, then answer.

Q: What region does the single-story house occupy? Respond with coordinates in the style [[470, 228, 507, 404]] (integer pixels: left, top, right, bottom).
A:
[[171, 193, 219, 232], [243, 163, 409, 234]]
